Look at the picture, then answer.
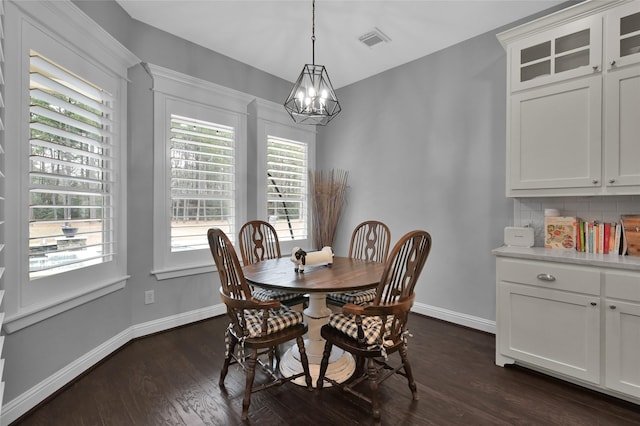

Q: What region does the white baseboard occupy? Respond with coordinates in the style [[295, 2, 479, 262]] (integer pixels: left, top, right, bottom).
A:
[[412, 302, 496, 334], [0, 304, 226, 426], [1, 302, 491, 425]]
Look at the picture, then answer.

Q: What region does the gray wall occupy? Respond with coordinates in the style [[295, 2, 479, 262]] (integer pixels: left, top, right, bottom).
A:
[[317, 31, 511, 321]]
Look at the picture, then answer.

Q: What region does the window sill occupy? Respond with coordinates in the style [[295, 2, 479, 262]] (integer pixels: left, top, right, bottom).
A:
[[3, 275, 130, 334], [151, 264, 215, 281]]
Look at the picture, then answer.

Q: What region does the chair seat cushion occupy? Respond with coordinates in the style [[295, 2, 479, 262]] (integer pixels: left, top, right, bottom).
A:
[[328, 312, 394, 346], [244, 306, 304, 338], [327, 289, 376, 305], [252, 288, 305, 302]]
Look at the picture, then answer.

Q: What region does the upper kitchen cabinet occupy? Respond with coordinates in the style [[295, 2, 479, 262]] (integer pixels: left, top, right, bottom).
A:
[[498, 0, 640, 197], [606, 1, 640, 69], [509, 15, 602, 92]]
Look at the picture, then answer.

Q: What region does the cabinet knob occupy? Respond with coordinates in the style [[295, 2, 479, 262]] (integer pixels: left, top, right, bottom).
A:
[[610, 60, 616, 67], [590, 302, 597, 306], [592, 65, 599, 71], [610, 305, 617, 310], [609, 179, 616, 184], [536, 273, 556, 282], [592, 179, 599, 184]]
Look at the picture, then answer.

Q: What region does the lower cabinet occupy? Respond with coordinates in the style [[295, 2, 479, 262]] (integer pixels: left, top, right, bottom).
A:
[[604, 271, 640, 398], [496, 256, 640, 404]]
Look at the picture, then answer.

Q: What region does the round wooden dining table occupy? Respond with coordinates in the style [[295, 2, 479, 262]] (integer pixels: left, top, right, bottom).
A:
[[243, 256, 385, 386]]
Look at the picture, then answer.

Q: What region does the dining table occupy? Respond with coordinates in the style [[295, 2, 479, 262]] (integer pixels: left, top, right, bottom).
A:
[[243, 256, 385, 386]]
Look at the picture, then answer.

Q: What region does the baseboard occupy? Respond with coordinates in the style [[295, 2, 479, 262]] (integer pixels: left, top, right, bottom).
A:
[[0, 304, 226, 426], [412, 302, 496, 334]]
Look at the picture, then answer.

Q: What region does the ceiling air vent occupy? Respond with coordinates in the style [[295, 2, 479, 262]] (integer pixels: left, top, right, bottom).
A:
[[358, 27, 391, 48]]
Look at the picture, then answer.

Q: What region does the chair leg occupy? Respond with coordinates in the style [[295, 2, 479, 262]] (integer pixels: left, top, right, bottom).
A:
[[295, 336, 313, 390], [242, 348, 258, 421], [219, 335, 237, 386], [399, 344, 418, 400], [316, 339, 333, 389], [367, 357, 381, 422]]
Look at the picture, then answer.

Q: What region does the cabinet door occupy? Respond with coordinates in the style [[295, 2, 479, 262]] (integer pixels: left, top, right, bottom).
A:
[[508, 75, 602, 196], [604, 65, 640, 191], [510, 15, 602, 92], [605, 1, 640, 70], [605, 299, 640, 398], [497, 282, 600, 384]]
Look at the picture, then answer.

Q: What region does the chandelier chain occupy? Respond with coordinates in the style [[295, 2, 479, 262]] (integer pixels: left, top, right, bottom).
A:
[[312, 0, 315, 65]]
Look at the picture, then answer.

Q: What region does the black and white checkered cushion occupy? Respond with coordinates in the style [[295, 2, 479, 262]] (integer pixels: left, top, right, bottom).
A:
[[252, 288, 305, 302], [327, 289, 376, 305], [243, 306, 304, 338], [328, 312, 394, 346]]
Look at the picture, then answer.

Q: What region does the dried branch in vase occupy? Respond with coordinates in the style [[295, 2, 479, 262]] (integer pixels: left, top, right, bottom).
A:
[[309, 169, 349, 250]]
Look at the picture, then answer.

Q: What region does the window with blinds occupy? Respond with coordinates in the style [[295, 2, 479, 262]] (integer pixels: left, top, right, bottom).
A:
[[267, 136, 307, 241], [28, 51, 114, 280], [170, 114, 235, 251]]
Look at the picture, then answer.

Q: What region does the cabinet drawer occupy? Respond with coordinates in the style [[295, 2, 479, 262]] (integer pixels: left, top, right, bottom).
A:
[[604, 270, 640, 300], [497, 257, 600, 295]]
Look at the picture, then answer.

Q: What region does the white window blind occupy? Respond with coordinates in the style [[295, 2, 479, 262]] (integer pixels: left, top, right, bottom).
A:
[[267, 136, 307, 241], [170, 114, 235, 251], [29, 51, 114, 280]]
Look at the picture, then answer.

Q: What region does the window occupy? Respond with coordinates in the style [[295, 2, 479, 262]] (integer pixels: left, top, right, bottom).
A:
[[170, 115, 235, 252], [29, 52, 114, 280], [267, 136, 308, 241], [2, 0, 136, 332], [251, 99, 316, 255], [150, 65, 251, 280]]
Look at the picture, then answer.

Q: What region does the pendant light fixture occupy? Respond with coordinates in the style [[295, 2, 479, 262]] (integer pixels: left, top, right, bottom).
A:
[[284, 0, 341, 126]]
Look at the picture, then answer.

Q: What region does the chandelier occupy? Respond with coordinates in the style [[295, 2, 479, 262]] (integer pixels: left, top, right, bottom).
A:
[[284, 0, 341, 126]]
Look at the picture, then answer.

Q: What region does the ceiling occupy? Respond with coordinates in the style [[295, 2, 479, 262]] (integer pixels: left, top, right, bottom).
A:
[[115, 0, 572, 89]]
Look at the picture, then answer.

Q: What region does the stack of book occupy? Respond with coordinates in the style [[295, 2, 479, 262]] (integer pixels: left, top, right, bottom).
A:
[[575, 220, 623, 255]]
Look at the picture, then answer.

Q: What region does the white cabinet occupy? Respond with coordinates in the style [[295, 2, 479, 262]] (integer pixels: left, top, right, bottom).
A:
[[508, 75, 601, 192], [499, 0, 640, 197], [494, 249, 640, 405], [604, 271, 640, 398], [496, 258, 601, 384], [605, 1, 640, 69], [509, 15, 602, 92]]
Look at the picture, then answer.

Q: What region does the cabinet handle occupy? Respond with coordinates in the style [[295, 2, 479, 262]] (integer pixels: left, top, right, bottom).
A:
[[536, 273, 556, 282], [590, 302, 597, 306], [610, 305, 617, 310], [592, 179, 599, 184], [592, 65, 599, 71], [610, 60, 616, 67], [609, 179, 616, 184]]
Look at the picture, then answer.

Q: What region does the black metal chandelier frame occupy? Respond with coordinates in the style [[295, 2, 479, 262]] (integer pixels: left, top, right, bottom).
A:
[[283, 0, 341, 126]]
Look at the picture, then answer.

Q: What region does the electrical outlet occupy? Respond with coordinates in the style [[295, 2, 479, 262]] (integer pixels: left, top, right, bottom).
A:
[[144, 290, 155, 305]]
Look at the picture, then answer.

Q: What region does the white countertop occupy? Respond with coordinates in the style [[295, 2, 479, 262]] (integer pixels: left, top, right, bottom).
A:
[[492, 246, 640, 272]]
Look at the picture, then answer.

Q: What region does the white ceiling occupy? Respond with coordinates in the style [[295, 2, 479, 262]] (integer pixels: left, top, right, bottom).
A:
[[115, 0, 572, 89]]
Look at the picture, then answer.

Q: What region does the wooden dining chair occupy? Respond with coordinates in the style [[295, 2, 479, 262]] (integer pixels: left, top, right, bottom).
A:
[[207, 227, 312, 421], [317, 229, 432, 424], [327, 220, 391, 306], [238, 220, 307, 307]]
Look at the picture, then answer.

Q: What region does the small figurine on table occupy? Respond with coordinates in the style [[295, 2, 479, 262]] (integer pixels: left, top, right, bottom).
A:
[[290, 246, 333, 272]]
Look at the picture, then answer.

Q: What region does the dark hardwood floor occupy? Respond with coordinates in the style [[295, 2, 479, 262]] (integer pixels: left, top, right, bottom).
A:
[[11, 314, 640, 426]]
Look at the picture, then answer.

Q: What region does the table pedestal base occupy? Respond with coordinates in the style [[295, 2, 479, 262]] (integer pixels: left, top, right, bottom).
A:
[[279, 342, 354, 387]]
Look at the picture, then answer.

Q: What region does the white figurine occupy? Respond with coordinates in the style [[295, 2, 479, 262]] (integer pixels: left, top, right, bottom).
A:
[[290, 246, 333, 272]]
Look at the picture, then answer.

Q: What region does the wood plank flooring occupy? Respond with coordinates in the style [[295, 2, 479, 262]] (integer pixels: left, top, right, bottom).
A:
[[11, 314, 640, 425]]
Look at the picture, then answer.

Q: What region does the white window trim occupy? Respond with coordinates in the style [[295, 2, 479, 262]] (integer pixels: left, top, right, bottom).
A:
[[250, 98, 316, 256], [2, 0, 138, 333], [148, 64, 252, 280]]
